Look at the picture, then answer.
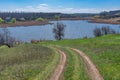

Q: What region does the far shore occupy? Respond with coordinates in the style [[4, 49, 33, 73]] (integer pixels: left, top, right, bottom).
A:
[[83, 17, 120, 25], [88, 19, 120, 25], [0, 17, 120, 27], [55, 17, 120, 25], [0, 21, 51, 27]]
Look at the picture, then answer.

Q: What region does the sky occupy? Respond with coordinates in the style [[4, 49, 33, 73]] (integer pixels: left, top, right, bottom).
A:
[[0, 0, 120, 13]]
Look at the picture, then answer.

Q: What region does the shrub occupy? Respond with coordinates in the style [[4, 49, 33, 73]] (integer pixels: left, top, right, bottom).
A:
[[0, 18, 4, 24], [94, 15, 101, 19], [0, 28, 16, 47], [11, 18, 16, 23], [93, 27, 102, 37], [93, 26, 116, 37], [54, 15, 60, 21], [53, 22, 66, 40], [35, 17, 45, 21]]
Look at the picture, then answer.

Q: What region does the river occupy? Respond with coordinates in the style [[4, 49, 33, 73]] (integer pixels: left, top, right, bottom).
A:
[[0, 20, 120, 42]]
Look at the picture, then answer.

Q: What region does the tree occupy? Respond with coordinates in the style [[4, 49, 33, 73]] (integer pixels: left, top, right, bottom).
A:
[[35, 17, 45, 21], [93, 27, 102, 37], [0, 18, 4, 24], [53, 22, 66, 40], [94, 15, 101, 19], [93, 26, 116, 37], [11, 18, 16, 23], [0, 28, 16, 47], [55, 15, 60, 21]]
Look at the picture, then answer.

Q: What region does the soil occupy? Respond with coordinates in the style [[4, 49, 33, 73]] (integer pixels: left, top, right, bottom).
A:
[[0, 21, 50, 27], [72, 48, 104, 80], [50, 50, 67, 80], [88, 17, 120, 24]]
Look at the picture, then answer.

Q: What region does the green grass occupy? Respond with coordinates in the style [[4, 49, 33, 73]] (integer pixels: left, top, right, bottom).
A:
[[32, 47, 60, 80], [0, 44, 60, 80], [40, 34, 120, 80], [1, 34, 120, 80], [62, 47, 90, 80]]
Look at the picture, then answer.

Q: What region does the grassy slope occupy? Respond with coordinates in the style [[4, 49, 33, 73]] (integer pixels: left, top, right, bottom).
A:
[[41, 34, 120, 80], [0, 44, 60, 80], [62, 48, 90, 80], [0, 34, 120, 80]]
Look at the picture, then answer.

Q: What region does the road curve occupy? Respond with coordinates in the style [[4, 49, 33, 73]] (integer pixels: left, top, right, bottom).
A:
[[72, 48, 104, 80], [50, 50, 67, 80]]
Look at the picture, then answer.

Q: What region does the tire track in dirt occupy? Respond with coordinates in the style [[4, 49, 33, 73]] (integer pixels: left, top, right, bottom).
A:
[[50, 50, 67, 80], [72, 48, 104, 80]]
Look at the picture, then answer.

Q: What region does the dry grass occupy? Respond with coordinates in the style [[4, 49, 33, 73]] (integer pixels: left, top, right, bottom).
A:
[[0, 44, 56, 80]]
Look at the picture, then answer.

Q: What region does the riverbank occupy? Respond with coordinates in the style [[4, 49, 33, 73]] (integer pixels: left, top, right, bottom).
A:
[[0, 17, 120, 27], [60, 17, 120, 25], [53, 17, 120, 25], [84, 17, 120, 25], [89, 19, 120, 24], [60, 18, 83, 20], [0, 21, 50, 27]]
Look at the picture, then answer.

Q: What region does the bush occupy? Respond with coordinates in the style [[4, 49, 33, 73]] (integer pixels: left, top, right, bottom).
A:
[[11, 18, 16, 23], [93, 26, 116, 37], [0, 18, 4, 24], [53, 22, 66, 40], [93, 27, 102, 37], [94, 15, 101, 19], [35, 17, 45, 21], [0, 28, 16, 47]]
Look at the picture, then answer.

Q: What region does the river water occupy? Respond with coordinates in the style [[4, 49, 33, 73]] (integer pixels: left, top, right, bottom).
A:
[[0, 20, 120, 42]]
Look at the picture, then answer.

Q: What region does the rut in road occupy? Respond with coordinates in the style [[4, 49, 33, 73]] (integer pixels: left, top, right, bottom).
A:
[[50, 50, 67, 80], [72, 48, 104, 80]]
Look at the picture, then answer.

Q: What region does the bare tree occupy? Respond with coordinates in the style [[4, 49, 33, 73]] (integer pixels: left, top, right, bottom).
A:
[[0, 28, 16, 47], [93, 26, 116, 37], [101, 26, 110, 35], [53, 22, 66, 40], [93, 27, 102, 37]]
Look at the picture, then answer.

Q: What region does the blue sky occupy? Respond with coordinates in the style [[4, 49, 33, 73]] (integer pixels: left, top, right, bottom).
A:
[[0, 0, 120, 13]]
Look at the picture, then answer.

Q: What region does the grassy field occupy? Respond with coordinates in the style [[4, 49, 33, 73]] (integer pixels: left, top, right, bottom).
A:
[[0, 34, 120, 80], [62, 48, 90, 80], [41, 34, 120, 80], [0, 44, 60, 80]]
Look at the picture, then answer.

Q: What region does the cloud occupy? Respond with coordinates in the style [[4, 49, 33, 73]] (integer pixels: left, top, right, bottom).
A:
[[15, 4, 120, 13], [38, 4, 48, 7]]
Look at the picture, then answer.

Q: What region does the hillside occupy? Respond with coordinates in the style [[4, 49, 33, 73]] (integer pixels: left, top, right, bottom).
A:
[[40, 34, 120, 80], [99, 10, 120, 18], [0, 34, 120, 80], [0, 44, 60, 80]]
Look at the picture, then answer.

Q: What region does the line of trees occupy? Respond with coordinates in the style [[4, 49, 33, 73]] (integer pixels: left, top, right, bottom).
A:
[[93, 26, 116, 37], [0, 17, 16, 24], [0, 12, 61, 21], [0, 12, 97, 21]]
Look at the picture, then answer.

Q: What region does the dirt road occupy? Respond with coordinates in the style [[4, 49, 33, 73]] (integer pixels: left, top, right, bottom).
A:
[[50, 50, 67, 80], [72, 48, 104, 80]]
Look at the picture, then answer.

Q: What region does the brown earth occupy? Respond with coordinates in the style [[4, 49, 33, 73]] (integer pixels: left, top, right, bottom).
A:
[[88, 17, 120, 24], [0, 21, 50, 27], [50, 50, 67, 80], [72, 48, 104, 80]]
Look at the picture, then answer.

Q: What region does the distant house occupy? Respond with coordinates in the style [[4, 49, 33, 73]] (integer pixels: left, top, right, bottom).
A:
[[18, 18, 25, 21], [115, 12, 120, 17], [5, 17, 12, 22]]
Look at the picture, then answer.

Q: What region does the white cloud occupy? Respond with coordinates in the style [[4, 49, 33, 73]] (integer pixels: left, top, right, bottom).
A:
[[15, 4, 120, 13], [38, 4, 48, 7]]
